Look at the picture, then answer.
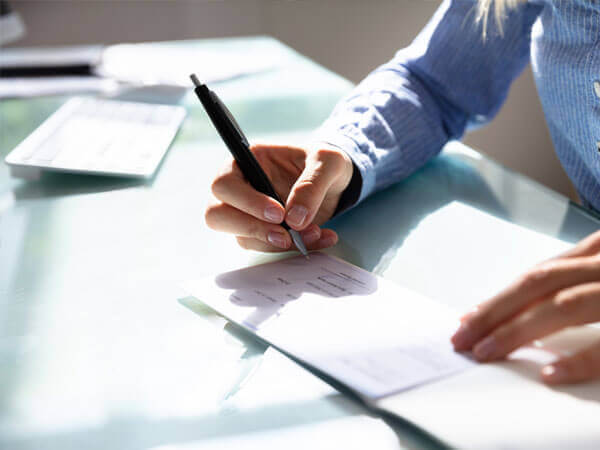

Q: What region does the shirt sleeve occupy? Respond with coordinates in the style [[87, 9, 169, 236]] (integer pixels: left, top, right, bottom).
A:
[[315, 0, 544, 207]]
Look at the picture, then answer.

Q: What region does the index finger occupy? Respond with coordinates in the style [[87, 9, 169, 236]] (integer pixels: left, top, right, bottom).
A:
[[452, 256, 600, 351], [553, 229, 600, 260], [212, 161, 286, 224]]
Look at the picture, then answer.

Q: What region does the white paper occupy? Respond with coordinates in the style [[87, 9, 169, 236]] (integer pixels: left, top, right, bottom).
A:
[[313, 335, 472, 399], [184, 252, 474, 400], [0, 76, 118, 99], [388, 201, 574, 311], [98, 43, 277, 87], [370, 204, 600, 449], [377, 327, 600, 449]]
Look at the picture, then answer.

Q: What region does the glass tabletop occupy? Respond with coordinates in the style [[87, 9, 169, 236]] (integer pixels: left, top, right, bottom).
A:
[[1, 36, 599, 450]]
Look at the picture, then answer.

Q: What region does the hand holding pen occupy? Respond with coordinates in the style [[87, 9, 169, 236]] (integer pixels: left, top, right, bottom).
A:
[[192, 74, 354, 254]]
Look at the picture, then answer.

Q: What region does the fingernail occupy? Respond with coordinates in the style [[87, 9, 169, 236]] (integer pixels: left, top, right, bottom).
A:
[[451, 323, 475, 350], [473, 336, 497, 361], [542, 364, 568, 384], [267, 231, 289, 249], [301, 227, 321, 244], [264, 205, 284, 223], [286, 205, 308, 228]]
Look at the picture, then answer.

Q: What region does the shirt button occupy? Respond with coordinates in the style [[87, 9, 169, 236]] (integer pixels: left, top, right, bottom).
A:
[[595, 81, 600, 98]]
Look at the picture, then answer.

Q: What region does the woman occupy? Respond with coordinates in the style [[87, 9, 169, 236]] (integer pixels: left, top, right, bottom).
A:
[[205, 0, 600, 384]]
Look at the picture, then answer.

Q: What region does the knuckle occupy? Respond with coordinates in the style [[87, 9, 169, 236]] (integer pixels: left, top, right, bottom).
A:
[[518, 271, 540, 290], [210, 173, 229, 198], [314, 147, 344, 164], [465, 312, 491, 336], [519, 264, 555, 289], [587, 255, 600, 270], [250, 144, 268, 155], [294, 179, 319, 198], [246, 222, 265, 242], [250, 145, 273, 158], [251, 145, 278, 165], [496, 323, 520, 347], [204, 204, 221, 230], [553, 291, 585, 315]]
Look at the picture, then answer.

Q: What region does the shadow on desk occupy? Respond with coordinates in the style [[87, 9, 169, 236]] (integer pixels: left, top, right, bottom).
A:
[[11, 171, 150, 201]]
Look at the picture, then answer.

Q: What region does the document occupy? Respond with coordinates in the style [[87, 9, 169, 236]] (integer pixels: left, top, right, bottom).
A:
[[184, 206, 600, 448], [184, 252, 474, 400]]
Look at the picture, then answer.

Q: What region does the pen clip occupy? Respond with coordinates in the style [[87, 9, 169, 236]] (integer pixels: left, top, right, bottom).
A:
[[210, 91, 250, 147]]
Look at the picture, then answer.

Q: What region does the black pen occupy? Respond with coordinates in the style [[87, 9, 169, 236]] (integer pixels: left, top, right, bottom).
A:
[[190, 74, 309, 257]]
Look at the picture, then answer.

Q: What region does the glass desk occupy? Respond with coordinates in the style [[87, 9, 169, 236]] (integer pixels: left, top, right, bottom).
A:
[[1, 37, 599, 450]]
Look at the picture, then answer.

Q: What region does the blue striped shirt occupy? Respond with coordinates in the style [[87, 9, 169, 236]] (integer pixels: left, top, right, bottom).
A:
[[318, 0, 600, 210]]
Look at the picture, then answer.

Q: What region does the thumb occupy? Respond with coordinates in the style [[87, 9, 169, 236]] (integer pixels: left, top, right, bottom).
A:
[[284, 148, 348, 230]]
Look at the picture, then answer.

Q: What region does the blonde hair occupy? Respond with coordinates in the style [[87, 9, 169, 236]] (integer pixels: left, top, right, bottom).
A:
[[477, 0, 522, 37]]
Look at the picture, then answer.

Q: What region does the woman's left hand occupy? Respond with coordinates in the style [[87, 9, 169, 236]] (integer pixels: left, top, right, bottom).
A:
[[451, 229, 600, 385]]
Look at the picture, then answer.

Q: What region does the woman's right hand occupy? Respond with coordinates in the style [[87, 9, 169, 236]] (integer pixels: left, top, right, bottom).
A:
[[205, 143, 354, 252]]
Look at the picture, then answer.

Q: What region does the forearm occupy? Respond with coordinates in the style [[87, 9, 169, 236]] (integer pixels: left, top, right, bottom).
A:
[[317, 62, 453, 205], [316, 0, 542, 208]]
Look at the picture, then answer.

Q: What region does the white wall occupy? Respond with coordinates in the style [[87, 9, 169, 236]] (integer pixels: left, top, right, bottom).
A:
[[8, 0, 576, 199]]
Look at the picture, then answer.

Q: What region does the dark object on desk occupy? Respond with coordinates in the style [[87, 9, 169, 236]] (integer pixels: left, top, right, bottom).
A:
[[190, 73, 309, 257], [0, 63, 93, 77], [0, 45, 103, 77], [0, 0, 25, 45], [0, 0, 12, 14]]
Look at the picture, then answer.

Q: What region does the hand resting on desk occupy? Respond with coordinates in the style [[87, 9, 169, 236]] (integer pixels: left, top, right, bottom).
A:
[[205, 143, 353, 252], [453, 230, 600, 385]]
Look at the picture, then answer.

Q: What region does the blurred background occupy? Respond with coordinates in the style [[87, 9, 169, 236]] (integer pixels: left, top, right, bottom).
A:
[[6, 0, 577, 199]]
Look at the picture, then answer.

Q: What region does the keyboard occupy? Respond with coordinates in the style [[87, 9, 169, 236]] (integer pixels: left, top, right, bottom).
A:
[[5, 97, 186, 179]]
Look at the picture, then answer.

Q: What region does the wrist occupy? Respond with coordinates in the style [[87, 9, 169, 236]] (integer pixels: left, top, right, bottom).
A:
[[333, 159, 362, 217], [307, 141, 363, 217]]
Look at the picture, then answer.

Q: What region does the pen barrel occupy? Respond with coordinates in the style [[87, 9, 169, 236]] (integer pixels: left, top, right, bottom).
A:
[[193, 78, 306, 254], [194, 85, 285, 207]]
